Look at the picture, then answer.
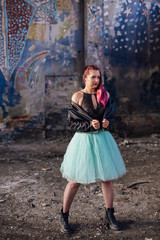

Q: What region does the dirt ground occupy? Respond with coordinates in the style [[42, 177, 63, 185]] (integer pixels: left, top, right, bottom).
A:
[[0, 133, 160, 240]]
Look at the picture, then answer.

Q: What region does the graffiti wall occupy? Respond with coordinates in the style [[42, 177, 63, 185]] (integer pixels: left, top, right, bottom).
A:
[[86, 0, 160, 136], [0, 0, 160, 139], [0, 0, 84, 140]]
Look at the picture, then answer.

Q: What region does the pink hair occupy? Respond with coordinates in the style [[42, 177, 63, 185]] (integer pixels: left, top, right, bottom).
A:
[[82, 65, 108, 107]]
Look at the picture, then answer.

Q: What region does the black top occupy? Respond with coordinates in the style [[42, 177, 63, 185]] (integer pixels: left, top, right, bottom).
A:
[[81, 92, 105, 121]]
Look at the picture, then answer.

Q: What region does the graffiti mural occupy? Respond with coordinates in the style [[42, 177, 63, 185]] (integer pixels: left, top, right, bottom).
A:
[[86, 0, 160, 136], [5, 0, 37, 78], [0, 0, 83, 139], [0, 0, 160, 139], [87, 0, 160, 66], [0, 70, 20, 119], [87, 4, 104, 67], [15, 51, 50, 91], [0, 2, 5, 75], [111, 0, 160, 64]]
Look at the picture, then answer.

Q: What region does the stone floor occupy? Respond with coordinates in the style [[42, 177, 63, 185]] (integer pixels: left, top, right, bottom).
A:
[[0, 134, 160, 240]]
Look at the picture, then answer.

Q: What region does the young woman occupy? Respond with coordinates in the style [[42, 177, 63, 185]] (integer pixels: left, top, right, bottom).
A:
[[60, 65, 126, 234]]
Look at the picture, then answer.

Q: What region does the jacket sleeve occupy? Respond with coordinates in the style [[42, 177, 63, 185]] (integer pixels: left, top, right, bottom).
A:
[[103, 97, 115, 127], [67, 109, 95, 132]]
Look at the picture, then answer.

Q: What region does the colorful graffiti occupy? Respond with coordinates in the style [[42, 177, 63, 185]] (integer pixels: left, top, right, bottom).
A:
[[5, 0, 37, 78], [86, 0, 160, 134], [0, 0, 78, 81], [15, 51, 50, 91], [87, 0, 160, 66], [39, 0, 58, 23], [56, 0, 73, 11], [0, 0, 82, 139], [0, 70, 20, 118], [111, 0, 160, 63], [87, 4, 104, 67], [0, 0, 160, 139], [0, 2, 5, 75], [57, 20, 71, 40]]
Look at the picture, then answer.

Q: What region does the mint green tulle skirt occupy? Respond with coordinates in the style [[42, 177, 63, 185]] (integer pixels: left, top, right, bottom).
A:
[[60, 130, 126, 184]]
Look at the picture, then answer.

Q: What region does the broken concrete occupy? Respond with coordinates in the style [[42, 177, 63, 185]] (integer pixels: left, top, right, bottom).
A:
[[0, 134, 160, 239]]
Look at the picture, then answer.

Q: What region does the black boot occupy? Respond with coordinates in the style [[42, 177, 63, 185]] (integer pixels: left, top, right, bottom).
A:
[[105, 208, 121, 231], [60, 208, 73, 234]]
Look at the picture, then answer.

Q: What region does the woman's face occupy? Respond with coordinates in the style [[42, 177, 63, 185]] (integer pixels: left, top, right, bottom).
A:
[[84, 69, 100, 90]]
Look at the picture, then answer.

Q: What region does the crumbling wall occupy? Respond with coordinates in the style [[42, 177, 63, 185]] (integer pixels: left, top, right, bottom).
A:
[[0, 0, 84, 140], [0, 0, 160, 140], [86, 0, 160, 136]]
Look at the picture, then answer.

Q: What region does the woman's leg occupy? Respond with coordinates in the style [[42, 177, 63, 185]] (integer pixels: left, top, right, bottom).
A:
[[101, 180, 120, 230], [63, 181, 81, 213], [101, 180, 114, 209], [61, 182, 80, 233]]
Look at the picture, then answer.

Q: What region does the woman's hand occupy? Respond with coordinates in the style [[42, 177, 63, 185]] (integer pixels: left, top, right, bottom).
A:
[[92, 119, 100, 130], [102, 118, 109, 128]]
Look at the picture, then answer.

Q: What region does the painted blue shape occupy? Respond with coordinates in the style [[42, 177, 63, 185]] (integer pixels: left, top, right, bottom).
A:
[[40, 0, 58, 23], [0, 70, 20, 118], [0, 70, 9, 118], [58, 36, 70, 46], [115, 22, 120, 27]]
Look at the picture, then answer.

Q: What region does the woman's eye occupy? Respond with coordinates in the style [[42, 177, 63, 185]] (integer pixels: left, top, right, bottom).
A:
[[90, 75, 100, 80]]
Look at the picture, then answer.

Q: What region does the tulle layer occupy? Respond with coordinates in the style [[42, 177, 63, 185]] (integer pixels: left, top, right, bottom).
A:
[[60, 130, 126, 184]]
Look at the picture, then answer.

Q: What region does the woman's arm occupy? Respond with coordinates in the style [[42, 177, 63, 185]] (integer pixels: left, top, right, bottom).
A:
[[67, 92, 96, 131], [67, 116, 93, 131]]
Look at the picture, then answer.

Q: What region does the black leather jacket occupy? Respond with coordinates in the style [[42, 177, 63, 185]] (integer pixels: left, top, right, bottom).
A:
[[67, 97, 115, 133]]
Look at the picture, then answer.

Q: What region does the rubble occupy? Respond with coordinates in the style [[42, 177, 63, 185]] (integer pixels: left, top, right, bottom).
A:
[[0, 135, 160, 240]]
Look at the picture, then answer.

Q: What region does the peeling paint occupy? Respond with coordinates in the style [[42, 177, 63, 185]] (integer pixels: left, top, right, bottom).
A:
[[0, 0, 160, 139], [0, 0, 84, 140], [57, 20, 71, 40]]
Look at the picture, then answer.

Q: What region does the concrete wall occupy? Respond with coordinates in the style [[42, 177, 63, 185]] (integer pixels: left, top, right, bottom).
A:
[[0, 0, 160, 140], [86, 0, 160, 136], [0, 0, 84, 140]]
